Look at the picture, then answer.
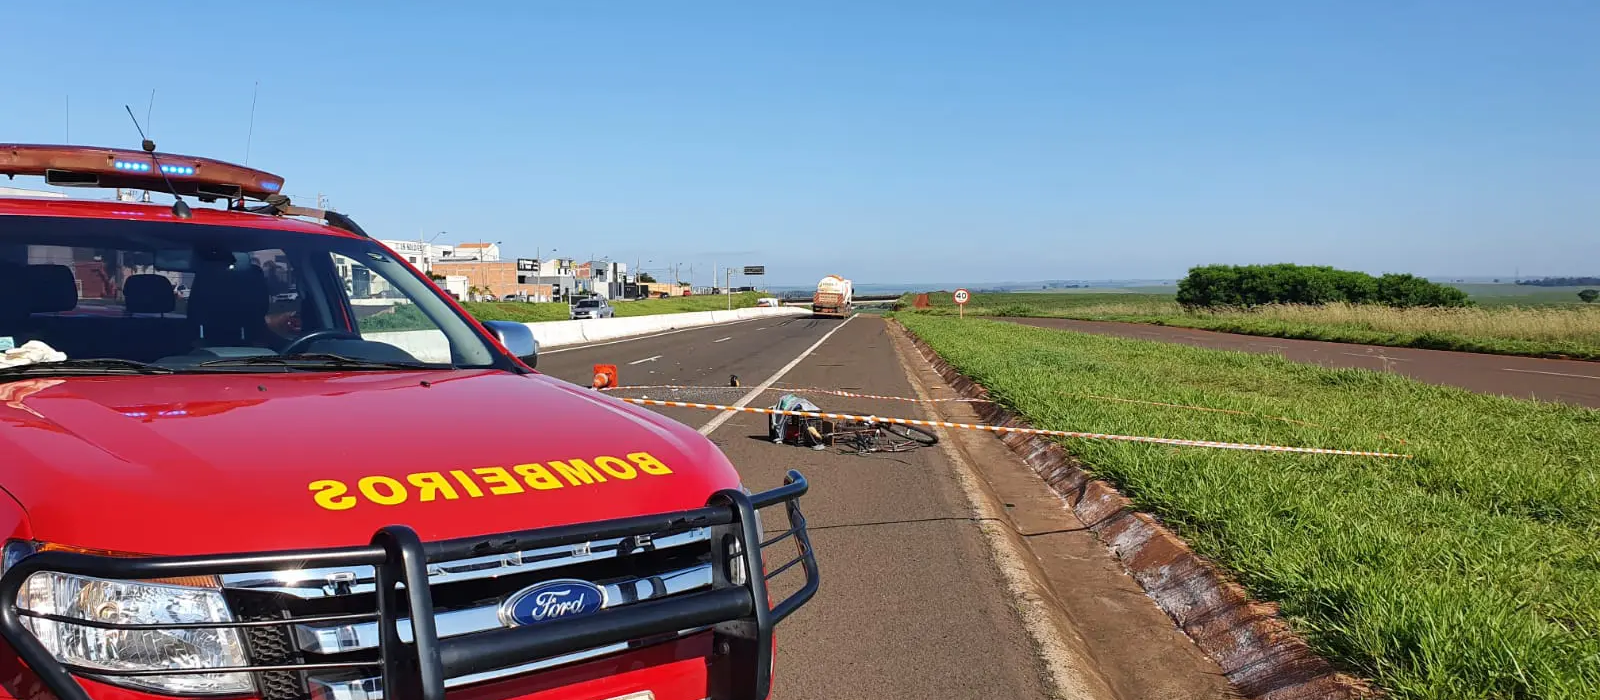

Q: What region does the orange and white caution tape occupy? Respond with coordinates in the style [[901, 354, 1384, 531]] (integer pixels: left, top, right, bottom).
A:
[[600, 384, 990, 403], [612, 396, 1411, 459]]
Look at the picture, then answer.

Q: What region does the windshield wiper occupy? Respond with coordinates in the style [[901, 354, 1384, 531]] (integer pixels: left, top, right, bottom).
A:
[[0, 358, 176, 381], [193, 353, 439, 372]]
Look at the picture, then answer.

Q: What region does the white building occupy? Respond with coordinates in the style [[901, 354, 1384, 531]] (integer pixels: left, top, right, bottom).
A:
[[586, 261, 629, 299], [518, 258, 578, 302], [378, 240, 457, 273], [453, 242, 501, 262], [0, 187, 67, 198]]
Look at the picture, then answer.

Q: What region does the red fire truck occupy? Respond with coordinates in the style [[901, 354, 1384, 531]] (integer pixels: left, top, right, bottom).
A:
[[0, 143, 817, 700]]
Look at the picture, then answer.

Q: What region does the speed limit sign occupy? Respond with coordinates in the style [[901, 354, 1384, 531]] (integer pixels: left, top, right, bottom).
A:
[[953, 288, 970, 317]]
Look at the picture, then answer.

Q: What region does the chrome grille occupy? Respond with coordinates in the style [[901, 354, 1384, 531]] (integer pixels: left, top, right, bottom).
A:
[[221, 528, 713, 700]]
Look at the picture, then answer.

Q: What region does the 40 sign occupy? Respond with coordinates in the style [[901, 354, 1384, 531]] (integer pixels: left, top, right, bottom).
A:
[[953, 288, 970, 318]]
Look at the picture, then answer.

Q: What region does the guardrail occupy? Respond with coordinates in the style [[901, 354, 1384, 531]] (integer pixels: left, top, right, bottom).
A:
[[369, 306, 810, 363]]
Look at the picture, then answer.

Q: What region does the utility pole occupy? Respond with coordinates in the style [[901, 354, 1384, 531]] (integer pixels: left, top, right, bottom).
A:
[[726, 267, 733, 310]]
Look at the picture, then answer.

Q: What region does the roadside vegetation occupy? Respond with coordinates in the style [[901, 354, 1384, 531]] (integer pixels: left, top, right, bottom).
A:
[[358, 292, 767, 331], [904, 290, 1600, 360], [896, 314, 1600, 700], [1176, 264, 1470, 308]]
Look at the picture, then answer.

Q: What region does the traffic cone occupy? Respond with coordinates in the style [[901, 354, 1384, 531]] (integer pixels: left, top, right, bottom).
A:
[[592, 364, 618, 390]]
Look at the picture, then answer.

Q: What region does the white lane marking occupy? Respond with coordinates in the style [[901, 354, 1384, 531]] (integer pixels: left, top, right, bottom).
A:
[[628, 355, 662, 365], [713, 337, 732, 343], [698, 316, 855, 435], [1341, 352, 1411, 362], [755, 327, 767, 331], [1504, 368, 1600, 380], [540, 318, 767, 355]]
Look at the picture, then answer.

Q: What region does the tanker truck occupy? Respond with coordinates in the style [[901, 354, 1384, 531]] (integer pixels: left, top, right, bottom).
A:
[[812, 274, 853, 318]]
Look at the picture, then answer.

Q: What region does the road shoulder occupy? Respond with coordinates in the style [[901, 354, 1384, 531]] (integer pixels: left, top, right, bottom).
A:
[[887, 320, 1241, 700]]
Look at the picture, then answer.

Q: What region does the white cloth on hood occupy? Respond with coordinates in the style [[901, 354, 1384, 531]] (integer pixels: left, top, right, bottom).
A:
[[0, 341, 68, 369]]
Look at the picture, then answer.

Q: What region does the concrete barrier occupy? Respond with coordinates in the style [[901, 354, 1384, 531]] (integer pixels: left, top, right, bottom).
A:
[[366, 329, 453, 364], [366, 306, 807, 359], [529, 320, 588, 348], [540, 306, 805, 348]]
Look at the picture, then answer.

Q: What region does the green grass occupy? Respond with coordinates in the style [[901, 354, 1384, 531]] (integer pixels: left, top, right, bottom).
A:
[[902, 291, 1600, 360], [897, 314, 1600, 699], [610, 291, 764, 317], [356, 304, 445, 332], [357, 293, 767, 332]]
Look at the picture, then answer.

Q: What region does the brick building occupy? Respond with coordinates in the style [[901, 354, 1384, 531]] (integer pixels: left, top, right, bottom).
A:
[[431, 261, 551, 300]]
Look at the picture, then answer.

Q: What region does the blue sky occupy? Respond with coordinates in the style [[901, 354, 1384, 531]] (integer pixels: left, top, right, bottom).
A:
[[4, 1, 1595, 286]]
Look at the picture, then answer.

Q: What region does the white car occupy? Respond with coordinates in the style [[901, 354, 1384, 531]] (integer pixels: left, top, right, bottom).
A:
[[757, 297, 781, 307], [570, 297, 614, 319]]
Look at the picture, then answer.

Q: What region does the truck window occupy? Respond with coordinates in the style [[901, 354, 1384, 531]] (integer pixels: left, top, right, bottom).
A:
[[335, 252, 454, 364], [0, 216, 499, 370]]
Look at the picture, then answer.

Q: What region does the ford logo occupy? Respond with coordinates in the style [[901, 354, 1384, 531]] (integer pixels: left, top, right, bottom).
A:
[[498, 579, 607, 627]]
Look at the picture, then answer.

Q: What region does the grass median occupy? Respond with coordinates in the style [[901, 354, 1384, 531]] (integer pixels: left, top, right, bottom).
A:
[[897, 313, 1600, 700], [904, 292, 1600, 360], [358, 292, 767, 331]]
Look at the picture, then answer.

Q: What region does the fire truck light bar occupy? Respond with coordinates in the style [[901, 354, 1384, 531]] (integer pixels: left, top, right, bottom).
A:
[[0, 144, 285, 199]]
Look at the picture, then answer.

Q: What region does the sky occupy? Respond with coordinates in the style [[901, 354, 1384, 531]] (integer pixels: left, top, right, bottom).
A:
[[3, 1, 1596, 287]]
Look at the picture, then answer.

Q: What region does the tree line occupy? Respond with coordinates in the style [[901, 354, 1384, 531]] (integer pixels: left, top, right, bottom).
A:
[[1176, 264, 1471, 308], [1516, 277, 1600, 287]]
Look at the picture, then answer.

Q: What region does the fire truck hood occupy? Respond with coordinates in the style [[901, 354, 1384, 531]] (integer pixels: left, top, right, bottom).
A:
[[0, 370, 743, 555]]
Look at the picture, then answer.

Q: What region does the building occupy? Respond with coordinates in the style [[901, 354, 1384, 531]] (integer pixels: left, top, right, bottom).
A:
[[378, 240, 457, 273], [641, 282, 689, 298], [586, 261, 629, 299], [453, 242, 501, 262], [515, 258, 577, 302], [0, 187, 67, 198], [431, 261, 552, 301]]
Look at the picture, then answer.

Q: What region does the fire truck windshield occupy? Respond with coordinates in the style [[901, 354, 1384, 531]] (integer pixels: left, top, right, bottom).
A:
[[0, 215, 501, 372]]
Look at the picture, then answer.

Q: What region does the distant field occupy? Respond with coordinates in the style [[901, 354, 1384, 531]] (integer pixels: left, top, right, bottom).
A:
[[912, 291, 1179, 314], [1450, 284, 1598, 306], [1014, 285, 1178, 295], [904, 290, 1600, 360], [898, 314, 1600, 700], [358, 292, 764, 332]]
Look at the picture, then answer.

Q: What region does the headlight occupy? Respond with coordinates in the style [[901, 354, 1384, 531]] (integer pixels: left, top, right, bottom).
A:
[[18, 571, 252, 695]]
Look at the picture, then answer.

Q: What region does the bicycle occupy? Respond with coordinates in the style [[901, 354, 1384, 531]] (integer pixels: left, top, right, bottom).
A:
[[815, 412, 939, 455]]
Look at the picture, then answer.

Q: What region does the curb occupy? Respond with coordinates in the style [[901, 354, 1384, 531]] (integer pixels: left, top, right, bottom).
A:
[[894, 321, 1378, 700]]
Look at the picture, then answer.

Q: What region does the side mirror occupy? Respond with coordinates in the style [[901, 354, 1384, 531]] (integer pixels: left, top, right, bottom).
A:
[[481, 320, 539, 369]]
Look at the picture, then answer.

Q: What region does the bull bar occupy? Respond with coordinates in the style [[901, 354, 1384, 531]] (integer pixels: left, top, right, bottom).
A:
[[0, 471, 818, 700]]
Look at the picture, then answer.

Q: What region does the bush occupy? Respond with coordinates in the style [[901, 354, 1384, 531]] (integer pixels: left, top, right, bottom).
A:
[[1178, 264, 1468, 309]]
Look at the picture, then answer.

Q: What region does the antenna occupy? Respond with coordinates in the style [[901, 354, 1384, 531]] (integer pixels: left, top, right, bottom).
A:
[[64, 95, 70, 143], [124, 104, 191, 220], [145, 89, 156, 138], [244, 81, 259, 165]]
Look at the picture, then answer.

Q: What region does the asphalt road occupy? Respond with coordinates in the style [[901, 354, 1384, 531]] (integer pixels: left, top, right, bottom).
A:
[[996, 317, 1600, 408], [539, 316, 1055, 700]]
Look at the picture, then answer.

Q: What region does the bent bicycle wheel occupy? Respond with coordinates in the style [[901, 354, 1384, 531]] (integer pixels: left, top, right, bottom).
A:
[[885, 423, 938, 446]]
